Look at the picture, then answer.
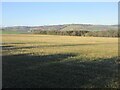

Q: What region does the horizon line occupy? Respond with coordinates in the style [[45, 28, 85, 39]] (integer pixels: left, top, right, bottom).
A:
[[1, 23, 118, 27]]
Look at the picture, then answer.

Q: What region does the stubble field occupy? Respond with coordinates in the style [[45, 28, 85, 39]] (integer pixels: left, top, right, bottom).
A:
[[2, 34, 119, 88]]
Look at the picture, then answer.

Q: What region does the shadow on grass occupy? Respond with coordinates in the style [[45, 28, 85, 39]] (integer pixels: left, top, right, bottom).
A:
[[1, 45, 15, 50], [2, 43, 104, 51], [2, 53, 119, 88], [2, 42, 115, 51]]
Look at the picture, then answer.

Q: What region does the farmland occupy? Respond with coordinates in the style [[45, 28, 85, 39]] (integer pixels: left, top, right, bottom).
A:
[[2, 34, 119, 88]]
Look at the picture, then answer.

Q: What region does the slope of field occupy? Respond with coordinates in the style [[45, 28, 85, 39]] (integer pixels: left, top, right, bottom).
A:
[[2, 34, 118, 88]]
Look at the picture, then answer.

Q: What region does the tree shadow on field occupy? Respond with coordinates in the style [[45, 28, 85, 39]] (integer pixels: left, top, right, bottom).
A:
[[2, 42, 115, 51], [2, 53, 119, 88], [1, 45, 15, 50], [2, 43, 100, 51], [2, 42, 25, 45]]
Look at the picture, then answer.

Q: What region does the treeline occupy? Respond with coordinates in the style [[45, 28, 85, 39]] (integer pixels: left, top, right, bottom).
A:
[[86, 30, 119, 37], [33, 30, 119, 37], [33, 30, 89, 36]]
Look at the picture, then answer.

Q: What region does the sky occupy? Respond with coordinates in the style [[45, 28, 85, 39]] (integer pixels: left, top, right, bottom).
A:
[[1, 0, 120, 2], [2, 2, 118, 26]]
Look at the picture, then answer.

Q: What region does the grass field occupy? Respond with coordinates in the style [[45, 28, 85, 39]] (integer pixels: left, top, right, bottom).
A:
[[2, 34, 119, 88]]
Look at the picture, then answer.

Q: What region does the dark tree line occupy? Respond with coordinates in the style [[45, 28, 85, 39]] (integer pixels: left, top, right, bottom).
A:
[[32, 30, 119, 37], [86, 30, 119, 37], [33, 30, 89, 36]]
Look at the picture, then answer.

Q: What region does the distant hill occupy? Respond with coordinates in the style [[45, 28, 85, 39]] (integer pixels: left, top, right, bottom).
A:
[[31, 24, 117, 31], [1, 24, 118, 34], [1, 26, 30, 34], [60, 24, 117, 31]]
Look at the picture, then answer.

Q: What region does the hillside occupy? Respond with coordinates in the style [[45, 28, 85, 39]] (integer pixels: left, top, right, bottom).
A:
[[1, 24, 118, 34], [1, 26, 30, 34], [31, 24, 117, 31]]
